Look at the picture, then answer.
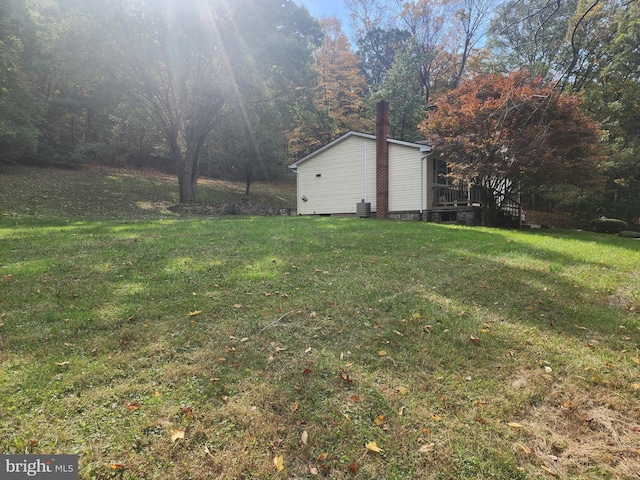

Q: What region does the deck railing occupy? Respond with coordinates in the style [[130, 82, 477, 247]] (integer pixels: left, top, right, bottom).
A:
[[433, 184, 523, 226], [432, 185, 481, 206]]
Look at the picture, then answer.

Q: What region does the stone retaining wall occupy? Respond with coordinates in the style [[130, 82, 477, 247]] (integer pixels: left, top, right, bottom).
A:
[[168, 203, 294, 216]]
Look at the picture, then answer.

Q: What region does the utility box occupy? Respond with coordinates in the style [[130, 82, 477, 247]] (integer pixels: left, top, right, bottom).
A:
[[357, 201, 371, 218]]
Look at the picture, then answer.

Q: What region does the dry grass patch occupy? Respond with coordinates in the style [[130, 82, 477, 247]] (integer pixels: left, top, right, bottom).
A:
[[511, 382, 640, 478]]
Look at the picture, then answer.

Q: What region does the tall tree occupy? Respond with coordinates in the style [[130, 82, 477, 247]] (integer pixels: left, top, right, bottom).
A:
[[89, 0, 320, 203], [0, 0, 44, 161], [449, 0, 497, 88], [371, 40, 426, 141], [582, 0, 640, 224], [206, 98, 291, 194], [356, 27, 411, 90], [487, 0, 579, 79], [314, 16, 369, 141], [421, 71, 605, 225], [396, 0, 451, 106]]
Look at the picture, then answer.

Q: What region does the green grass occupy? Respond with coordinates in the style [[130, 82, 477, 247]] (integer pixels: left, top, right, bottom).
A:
[[1, 166, 639, 479]]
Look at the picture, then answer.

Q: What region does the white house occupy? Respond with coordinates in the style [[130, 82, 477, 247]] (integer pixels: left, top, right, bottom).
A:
[[288, 131, 432, 216], [288, 101, 488, 224]]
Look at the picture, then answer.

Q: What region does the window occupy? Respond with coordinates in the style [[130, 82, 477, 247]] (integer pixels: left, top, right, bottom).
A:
[[433, 158, 449, 185]]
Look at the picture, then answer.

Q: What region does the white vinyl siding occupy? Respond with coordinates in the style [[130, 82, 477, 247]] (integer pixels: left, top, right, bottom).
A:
[[388, 144, 425, 213], [295, 136, 377, 215], [292, 132, 431, 216]]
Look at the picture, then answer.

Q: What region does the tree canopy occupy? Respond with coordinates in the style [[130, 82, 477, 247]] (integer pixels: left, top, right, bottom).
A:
[[85, 0, 321, 202], [421, 71, 605, 225], [1, 0, 638, 224]]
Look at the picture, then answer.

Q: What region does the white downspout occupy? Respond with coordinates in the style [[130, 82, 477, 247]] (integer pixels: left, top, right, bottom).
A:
[[420, 154, 424, 219], [364, 142, 368, 202]]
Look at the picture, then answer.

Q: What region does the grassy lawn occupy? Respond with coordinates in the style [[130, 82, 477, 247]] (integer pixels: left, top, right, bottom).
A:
[[1, 166, 639, 479]]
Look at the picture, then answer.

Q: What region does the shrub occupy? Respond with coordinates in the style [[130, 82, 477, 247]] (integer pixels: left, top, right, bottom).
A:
[[590, 217, 628, 234], [619, 230, 640, 238]]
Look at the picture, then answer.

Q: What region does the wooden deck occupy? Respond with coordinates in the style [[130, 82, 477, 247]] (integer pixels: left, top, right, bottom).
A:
[[432, 186, 481, 207]]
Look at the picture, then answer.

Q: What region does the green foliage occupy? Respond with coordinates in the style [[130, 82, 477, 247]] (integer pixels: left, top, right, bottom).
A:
[[0, 0, 44, 161], [580, 1, 640, 226], [589, 217, 628, 234], [371, 40, 427, 142], [356, 27, 411, 89], [205, 102, 290, 191], [487, 0, 579, 79]]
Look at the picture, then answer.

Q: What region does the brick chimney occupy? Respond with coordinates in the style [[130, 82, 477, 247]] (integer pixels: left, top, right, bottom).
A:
[[376, 100, 390, 219]]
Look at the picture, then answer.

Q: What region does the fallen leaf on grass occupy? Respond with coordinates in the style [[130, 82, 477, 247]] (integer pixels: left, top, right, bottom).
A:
[[171, 428, 185, 442], [508, 422, 523, 429], [109, 464, 125, 471], [125, 401, 141, 411], [430, 413, 442, 422], [291, 402, 299, 413], [373, 415, 386, 426], [301, 431, 308, 445], [517, 443, 533, 454], [474, 416, 487, 424], [631, 383, 640, 391], [378, 350, 387, 356], [188, 310, 202, 317], [309, 466, 319, 475], [632, 357, 640, 365], [181, 407, 193, 418], [541, 465, 559, 477], [339, 370, 354, 383], [397, 386, 409, 395], [273, 455, 284, 472], [418, 443, 435, 454], [348, 462, 360, 473], [55, 361, 70, 367], [317, 453, 328, 461], [365, 441, 383, 453], [470, 336, 480, 344]]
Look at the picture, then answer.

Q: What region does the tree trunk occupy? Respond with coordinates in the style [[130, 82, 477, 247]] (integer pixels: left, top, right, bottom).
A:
[[166, 127, 202, 204], [179, 146, 198, 203], [245, 160, 253, 195]]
